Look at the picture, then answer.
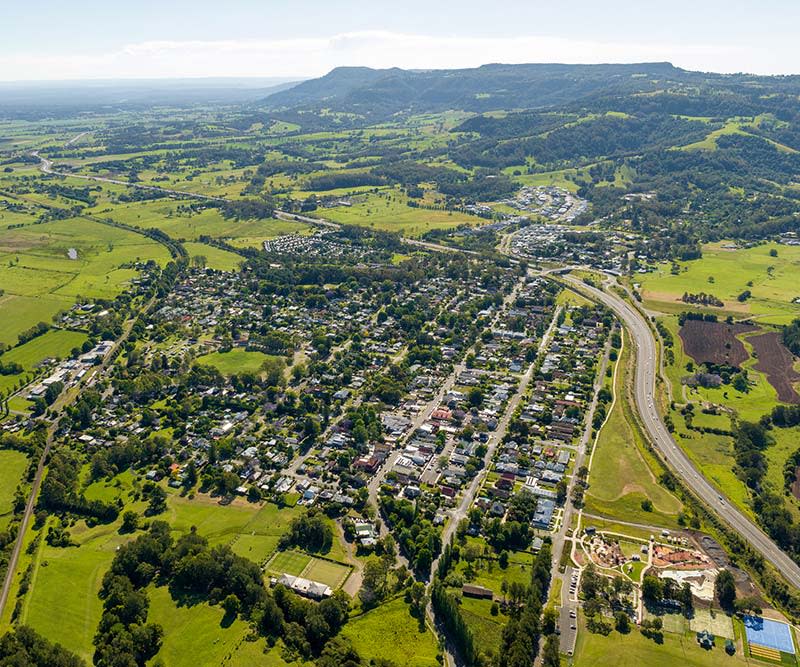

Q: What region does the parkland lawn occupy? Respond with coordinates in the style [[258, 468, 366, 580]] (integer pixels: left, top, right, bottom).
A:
[[194, 348, 284, 375], [575, 613, 757, 667]]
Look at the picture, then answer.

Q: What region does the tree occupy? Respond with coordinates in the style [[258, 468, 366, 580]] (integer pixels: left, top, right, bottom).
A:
[[715, 570, 736, 610], [408, 581, 428, 620], [468, 387, 484, 408], [182, 460, 197, 490], [120, 511, 139, 533], [261, 357, 286, 388], [541, 634, 561, 667], [222, 594, 241, 618], [642, 575, 664, 603], [498, 550, 509, 569], [614, 611, 631, 633], [145, 484, 167, 516], [359, 557, 388, 608], [0, 625, 85, 666]]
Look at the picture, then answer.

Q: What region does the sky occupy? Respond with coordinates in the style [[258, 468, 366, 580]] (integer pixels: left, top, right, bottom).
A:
[[1, 0, 799, 81]]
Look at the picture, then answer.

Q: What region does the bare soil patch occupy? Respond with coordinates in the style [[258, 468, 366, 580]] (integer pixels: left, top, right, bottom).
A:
[[750, 331, 800, 403], [679, 320, 756, 367]]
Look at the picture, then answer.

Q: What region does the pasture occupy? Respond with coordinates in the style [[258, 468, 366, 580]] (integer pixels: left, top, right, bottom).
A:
[[637, 241, 800, 325], [0, 216, 171, 345], [102, 200, 312, 247], [458, 595, 504, 655], [314, 189, 476, 237], [2, 329, 87, 371], [21, 519, 132, 662], [20, 488, 299, 660], [147, 585, 258, 667]]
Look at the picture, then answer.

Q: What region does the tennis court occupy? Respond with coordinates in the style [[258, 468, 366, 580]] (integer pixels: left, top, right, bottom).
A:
[[743, 615, 795, 654]]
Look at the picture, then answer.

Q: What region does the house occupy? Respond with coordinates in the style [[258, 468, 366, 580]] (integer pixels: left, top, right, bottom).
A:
[[463, 584, 494, 600], [532, 498, 556, 529], [696, 630, 715, 649], [275, 573, 332, 600]]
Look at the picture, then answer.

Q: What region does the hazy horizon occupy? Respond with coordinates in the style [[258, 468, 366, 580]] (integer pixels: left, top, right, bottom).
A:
[[1, 0, 799, 81]]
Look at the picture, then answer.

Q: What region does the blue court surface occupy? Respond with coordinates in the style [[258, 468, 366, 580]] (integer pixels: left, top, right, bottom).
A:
[[743, 615, 796, 654]]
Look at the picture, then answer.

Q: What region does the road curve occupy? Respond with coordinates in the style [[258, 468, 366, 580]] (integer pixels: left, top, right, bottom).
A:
[[563, 274, 800, 590]]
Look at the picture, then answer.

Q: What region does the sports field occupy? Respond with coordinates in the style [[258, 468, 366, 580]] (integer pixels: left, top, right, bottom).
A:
[[266, 550, 312, 577], [265, 550, 352, 589]]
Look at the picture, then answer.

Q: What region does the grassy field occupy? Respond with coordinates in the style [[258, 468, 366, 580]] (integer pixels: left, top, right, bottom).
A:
[[312, 189, 476, 237], [678, 119, 754, 151], [20, 485, 299, 661], [21, 520, 133, 662], [2, 329, 87, 371], [342, 597, 440, 667], [585, 332, 683, 527], [264, 550, 352, 588], [0, 450, 27, 529], [574, 613, 756, 667], [656, 313, 789, 519], [266, 550, 312, 576], [0, 215, 171, 346], [101, 201, 312, 247], [637, 241, 800, 325], [303, 558, 351, 588], [0, 294, 74, 347], [147, 585, 264, 667], [149, 584, 307, 666], [459, 596, 504, 657], [183, 241, 243, 271], [164, 492, 300, 548], [195, 348, 283, 375]]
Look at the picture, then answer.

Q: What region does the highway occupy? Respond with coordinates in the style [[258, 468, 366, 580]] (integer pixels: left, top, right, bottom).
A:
[[562, 273, 800, 589], [34, 144, 468, 256]]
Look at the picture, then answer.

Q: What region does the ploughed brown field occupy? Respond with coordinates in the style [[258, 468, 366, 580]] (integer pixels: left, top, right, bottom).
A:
[[750, 331, 800, 404], [678, 319, 756, 367]]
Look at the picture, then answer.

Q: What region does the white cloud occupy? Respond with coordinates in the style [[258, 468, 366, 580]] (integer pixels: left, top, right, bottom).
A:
[[0, 30, 786, 81]]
